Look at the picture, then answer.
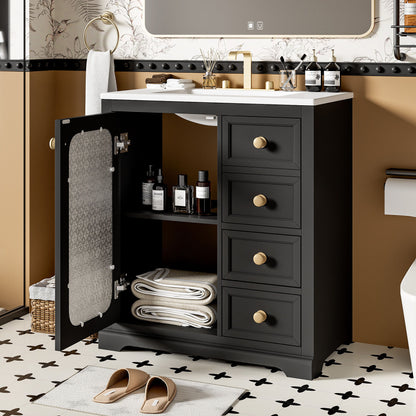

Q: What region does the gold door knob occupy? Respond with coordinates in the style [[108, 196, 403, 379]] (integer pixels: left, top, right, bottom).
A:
[[49, 137, 55, 150], [253, 310, 268, 324], [253, 136, 268, 149], [253, 194, 267, 207], [253, 252, 268, 265]]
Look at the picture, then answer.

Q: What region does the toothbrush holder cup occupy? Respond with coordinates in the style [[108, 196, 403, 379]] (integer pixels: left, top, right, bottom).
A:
[[280, 70, 297, 91]]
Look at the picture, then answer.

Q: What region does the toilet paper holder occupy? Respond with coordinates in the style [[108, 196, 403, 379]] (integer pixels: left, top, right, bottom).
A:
[[386, 168, 416, 178]]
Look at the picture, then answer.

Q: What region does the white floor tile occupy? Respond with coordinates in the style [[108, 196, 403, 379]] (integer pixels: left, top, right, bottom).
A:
[[0, 316, 415, 416]]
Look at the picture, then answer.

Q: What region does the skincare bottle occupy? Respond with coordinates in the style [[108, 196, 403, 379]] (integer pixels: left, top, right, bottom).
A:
[[324, 49, 341, 93], [305, 49, 322, 92], [196, 170, 211, 215], [152, 169, 167, 212], [142, 164, 155, 209], [405, 0, 416, 33], [172, 174, 194, 214]]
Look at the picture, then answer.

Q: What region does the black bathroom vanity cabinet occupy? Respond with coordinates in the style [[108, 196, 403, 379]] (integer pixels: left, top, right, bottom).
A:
[[55, 90, 353, 380]]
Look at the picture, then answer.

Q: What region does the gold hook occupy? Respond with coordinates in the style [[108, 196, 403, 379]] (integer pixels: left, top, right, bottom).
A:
[[83, 11, 120, 54]]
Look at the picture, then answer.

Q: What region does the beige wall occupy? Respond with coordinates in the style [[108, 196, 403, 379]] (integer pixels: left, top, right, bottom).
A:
[[0, 72, 24, 310], [25, 70, 416, 348]]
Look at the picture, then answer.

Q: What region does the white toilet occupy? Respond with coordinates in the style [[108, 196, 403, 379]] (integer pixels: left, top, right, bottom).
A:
[[400, 258, 416, 375]]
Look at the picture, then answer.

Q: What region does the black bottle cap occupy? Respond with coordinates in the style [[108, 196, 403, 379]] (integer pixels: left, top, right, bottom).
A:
[[198, 170, 209, 182], [156, 168, 163, 182], [178, 174, 187, 187]]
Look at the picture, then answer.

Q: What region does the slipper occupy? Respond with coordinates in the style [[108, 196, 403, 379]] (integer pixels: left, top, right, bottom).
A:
[[140, 376, 177, 414], [93, 368, 149, 403]]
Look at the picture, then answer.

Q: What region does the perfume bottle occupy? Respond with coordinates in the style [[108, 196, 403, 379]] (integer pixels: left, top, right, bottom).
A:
[[324, 49, 341, 93], [172, 174, 194, 214], [142, 164, 155, 209], [196, 170, 211, 215], [152, 169, 167, 212], [305, 49, 322, 92]]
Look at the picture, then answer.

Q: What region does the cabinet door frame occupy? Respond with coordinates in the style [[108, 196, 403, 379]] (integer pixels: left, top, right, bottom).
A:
[[55, 113, 121, 350]]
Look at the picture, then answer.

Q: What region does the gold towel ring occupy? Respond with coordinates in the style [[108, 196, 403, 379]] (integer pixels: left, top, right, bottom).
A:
[[83, 11, 120, 54]]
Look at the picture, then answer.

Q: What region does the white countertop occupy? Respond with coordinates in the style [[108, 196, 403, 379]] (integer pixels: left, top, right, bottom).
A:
[[101, 88, 353, 107]]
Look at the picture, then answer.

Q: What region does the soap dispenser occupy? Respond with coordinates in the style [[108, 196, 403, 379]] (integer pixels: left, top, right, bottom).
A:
[[305, 49, 322, 92], [324, 49, 341, 93]]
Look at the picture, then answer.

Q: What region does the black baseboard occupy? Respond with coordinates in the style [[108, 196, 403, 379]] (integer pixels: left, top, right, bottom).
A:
[[0, 306, 29, 326]]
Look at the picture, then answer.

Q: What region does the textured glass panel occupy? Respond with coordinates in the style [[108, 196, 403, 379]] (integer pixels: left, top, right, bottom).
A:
[[68, 129, 113, 326]]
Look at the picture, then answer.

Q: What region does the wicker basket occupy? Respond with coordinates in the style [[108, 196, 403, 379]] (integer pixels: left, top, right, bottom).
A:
[[30, 299, 55, 334]]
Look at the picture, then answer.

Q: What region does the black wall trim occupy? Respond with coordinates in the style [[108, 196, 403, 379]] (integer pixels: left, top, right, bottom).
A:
[[0, 60, 25, 71], [2, 59, 416, 77]]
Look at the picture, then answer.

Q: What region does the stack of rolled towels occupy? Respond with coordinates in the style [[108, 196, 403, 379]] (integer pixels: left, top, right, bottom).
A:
[[131, 268, 217, 329]]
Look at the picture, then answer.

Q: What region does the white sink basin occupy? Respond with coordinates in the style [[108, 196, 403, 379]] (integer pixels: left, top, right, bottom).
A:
[[190, 88, 297, 97]]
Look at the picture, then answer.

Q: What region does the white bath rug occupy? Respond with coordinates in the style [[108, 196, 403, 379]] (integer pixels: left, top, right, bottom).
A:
[[35, 365, 246, 416]]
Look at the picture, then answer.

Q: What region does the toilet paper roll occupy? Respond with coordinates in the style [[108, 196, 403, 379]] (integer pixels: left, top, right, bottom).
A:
[[385, 178, 416, 217]]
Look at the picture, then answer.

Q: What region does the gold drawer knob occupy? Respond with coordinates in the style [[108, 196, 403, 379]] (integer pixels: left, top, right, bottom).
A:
[[253, 194, 267, 207], [253, 252, 268, 265], [253, 136, 268, 149], [253, 310, 268, 324], [49, 137, 55, 150]]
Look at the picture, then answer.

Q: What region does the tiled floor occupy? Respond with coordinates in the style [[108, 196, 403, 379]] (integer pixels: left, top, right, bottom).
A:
[[0, 314, 414, 416]]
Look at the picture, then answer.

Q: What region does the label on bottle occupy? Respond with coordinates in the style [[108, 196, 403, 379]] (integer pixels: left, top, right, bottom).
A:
[[305, 70, 322, 86], [142, 182, 153, 205], [174, 189, 186, 207], [405, 3, 416, 14], [196, 186, 210, 199], [152, 190, 165, 211], [324, 71, 341, 86]]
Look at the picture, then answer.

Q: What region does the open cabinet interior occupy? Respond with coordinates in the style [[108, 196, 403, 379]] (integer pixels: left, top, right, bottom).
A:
[[119, 113, 219, 335]]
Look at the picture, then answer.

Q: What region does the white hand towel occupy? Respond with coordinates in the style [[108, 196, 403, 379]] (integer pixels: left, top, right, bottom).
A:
[[131, 268, 217, 305], [131, 299, 217, 329], [85, 50, 117, 115]]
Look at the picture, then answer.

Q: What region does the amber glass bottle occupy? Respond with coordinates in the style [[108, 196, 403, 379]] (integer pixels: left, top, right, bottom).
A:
[[196, 170, 211, 215]]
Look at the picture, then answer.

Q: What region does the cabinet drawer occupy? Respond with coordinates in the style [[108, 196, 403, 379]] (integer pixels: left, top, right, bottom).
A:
[[222, 116, 301, 169], [222, 173, 301, 228], [223, 230, 301, 287], [222, 287, 301, 346]]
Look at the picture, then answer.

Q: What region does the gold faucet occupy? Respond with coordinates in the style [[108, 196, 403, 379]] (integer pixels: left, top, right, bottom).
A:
[[228, 51, 252, 89]]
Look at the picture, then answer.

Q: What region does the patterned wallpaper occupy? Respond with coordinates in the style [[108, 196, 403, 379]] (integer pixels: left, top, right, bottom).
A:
[[26, 0, 415, 62]]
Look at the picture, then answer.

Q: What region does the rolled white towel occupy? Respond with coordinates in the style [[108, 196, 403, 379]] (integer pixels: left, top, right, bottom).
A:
[[131, 299, 216, 329], [131, 268, 217, 305]]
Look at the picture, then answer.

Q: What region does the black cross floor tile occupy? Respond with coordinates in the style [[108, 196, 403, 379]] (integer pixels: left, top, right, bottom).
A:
[[96, 354, 116, 362], [0, 409, 23, 416], [170, 366, 191, 374]]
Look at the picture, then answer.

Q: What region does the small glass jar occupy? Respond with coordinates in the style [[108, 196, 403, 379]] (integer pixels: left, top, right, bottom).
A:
[[202, 73, 216, 89], [280, 70, 297, 91]]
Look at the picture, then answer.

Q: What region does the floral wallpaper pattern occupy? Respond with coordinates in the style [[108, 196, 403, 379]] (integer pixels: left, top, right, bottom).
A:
[[26, 0, 416, 62]]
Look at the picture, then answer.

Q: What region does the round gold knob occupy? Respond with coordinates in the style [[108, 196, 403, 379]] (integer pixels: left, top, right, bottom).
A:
[[253, 194, 267, 207], [253, 310, 267, 324], [253, 136, 268, 149], [253, 252, 268, 265], [49, 137, 55, 150]]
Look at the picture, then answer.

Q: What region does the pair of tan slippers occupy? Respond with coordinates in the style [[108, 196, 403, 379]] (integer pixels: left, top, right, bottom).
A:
[[93, 368, 176, 414]]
